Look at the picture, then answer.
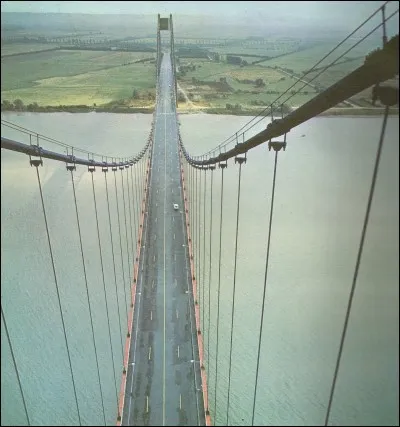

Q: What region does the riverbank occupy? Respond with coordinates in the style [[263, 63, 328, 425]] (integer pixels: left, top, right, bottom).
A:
[[1, 103, 397, 117]]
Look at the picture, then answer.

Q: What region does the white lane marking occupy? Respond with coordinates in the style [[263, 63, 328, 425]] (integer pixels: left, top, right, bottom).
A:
[[163, 83, 167, 427]]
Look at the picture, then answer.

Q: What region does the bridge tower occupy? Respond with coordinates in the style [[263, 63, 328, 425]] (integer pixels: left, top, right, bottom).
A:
[[156, 14, 161, 78], [169, 14, 178, 107], [157, 14, 178, 107]]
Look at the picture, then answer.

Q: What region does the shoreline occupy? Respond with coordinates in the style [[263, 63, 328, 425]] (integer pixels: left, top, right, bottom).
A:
[[1, 105, 398, 117]]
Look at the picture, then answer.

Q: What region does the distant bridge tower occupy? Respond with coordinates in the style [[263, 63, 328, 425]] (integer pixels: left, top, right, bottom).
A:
[[157, 14, 178, 107], [169, 14, 178, 107], [156, 14, 161, 77]]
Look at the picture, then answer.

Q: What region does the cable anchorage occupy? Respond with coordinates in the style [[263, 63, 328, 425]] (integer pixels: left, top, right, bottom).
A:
[[29, 135, 43, 167], [268, 105, 288, 152], [234, 146, 247, 164], [218, 161, 227, 170], [372, 83, 399, 107], [66, 147, 76, 171], [102, 157, 109, 173], [87, 153, 96, 173]]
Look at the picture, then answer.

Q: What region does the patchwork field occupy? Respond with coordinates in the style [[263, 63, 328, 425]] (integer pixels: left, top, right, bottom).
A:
[[1, 32, 394, 115], [176, 58, 318, 110], [1, 50, 156, 106], [174, 33, 390, 112], [1, 42, 59, 56]]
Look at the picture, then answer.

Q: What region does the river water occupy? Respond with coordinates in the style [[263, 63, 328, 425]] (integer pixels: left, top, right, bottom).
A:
[[1, 112, 398, 426]]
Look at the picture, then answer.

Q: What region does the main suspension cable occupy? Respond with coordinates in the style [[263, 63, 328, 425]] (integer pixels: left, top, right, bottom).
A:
[[324, 105, 390, 426], [280, 8, 398, 108], [193, 1, 393, 159]]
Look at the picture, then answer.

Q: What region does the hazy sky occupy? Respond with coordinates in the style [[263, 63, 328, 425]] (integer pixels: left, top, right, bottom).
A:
[[2, 1, 398, 35], [0, 1, 393, 21]]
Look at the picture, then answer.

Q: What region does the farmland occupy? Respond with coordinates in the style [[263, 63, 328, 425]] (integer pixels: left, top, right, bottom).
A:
[[1, 50, 156, 107], [1, 13, 396, 116], [1, 42, 60, 56]]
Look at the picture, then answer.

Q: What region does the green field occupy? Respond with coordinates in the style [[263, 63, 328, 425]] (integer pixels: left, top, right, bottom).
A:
[[176, 58, 317, 110], [1, 42, 59, 56], [0, 32, 391, 114], [212, 39, 302, 58], [172, 35, 386, 112], [1, 50, 156, 106], [173, 38, 374, 112]]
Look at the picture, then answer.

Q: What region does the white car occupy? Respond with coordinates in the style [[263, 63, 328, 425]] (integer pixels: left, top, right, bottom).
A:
[[173, 203, 179, 210]]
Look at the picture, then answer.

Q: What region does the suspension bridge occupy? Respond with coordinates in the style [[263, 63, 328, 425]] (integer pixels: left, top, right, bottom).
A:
[[1, 5, 399, 427]]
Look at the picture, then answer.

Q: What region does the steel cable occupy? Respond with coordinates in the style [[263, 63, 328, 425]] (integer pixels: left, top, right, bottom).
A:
[[90, 171, 120, 416], [324, 105, 390, 426], [214, 165, 225, 424], [226, 162, 244, 425], [70, 169, 106, 425], [1, 305, 30, 426], [104, 171, 124, 362], [113, 170, 129, 327], [251, 150, 280, 426], [35, 164, 81, 425]]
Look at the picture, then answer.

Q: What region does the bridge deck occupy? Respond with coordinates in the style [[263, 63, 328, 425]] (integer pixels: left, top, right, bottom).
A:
[[122, 53, 205, 426]]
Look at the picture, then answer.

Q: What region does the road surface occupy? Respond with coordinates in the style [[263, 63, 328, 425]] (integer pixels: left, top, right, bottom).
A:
[[122, 52, 205, 426]]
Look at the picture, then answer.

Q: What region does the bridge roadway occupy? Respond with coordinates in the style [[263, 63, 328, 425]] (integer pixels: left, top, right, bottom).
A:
[[122, 53, 205, 426]]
